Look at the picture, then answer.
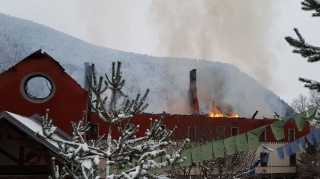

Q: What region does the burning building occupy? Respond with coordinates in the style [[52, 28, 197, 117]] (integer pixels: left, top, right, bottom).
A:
[[0, 50, 311, 178]]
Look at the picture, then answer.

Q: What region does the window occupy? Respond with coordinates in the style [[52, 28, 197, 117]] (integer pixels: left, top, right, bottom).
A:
[[159, 124, 166, 139], [20, 72, 56, 103], [288, 129, 295, 142], [260, 152, 268, 166], [290, 154, 296, 166], [89, 123, 99, 139], [231, 127, 239, 136], [288, 129, 296, 166], [259, 130, 266, 142], [159, 124, 166, 130], [217, 126, 225, 139], [188, 126, 196, 139]]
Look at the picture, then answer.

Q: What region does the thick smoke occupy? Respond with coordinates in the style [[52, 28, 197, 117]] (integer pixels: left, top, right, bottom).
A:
[[148, 1, 280, 116], [149, 0, 278, 91]]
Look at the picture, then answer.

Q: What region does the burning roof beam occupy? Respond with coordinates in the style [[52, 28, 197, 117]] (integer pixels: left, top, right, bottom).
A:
[[251, 110, 258, 119]]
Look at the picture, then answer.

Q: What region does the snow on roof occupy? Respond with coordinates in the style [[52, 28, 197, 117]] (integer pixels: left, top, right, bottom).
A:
[[0, 111, 69, 161], [7, 111, 44, 134]]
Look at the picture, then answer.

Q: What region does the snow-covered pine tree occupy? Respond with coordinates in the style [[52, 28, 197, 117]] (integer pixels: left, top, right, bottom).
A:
[[285, 0, 320, 92], [285, 1, 320, 177], [39, 110, 101, 179], [39, 61, 187, 179]]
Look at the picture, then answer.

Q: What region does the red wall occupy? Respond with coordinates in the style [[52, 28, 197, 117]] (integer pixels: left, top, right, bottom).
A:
[[0, 50, 311, 141], [0, 50, 87, 134], [90, 113, 311, 142]]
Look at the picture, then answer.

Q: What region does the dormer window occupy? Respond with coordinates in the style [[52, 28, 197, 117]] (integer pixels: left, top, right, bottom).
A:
[[20, 72, 56, 103]]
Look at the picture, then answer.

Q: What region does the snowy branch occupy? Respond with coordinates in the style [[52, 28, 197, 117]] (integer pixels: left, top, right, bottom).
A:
[[299, 78, 320, 92], [285, 28, 320, 63], [301, 0, 320, 17], [88, 61, 149, 124]]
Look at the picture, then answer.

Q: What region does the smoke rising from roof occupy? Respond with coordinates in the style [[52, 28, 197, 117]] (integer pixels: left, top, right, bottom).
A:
[[0, 1, 288, 118], [149, 0, 278, 91]]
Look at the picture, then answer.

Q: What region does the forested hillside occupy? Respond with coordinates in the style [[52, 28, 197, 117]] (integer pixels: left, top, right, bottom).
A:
[[0, 13, 290, 118]]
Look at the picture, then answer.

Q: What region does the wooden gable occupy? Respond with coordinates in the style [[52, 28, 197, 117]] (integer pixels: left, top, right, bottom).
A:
[[0, 111, 68, 178]]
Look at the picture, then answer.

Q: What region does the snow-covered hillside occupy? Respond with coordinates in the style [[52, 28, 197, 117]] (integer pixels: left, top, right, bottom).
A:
[[0, 13, 290, 118]]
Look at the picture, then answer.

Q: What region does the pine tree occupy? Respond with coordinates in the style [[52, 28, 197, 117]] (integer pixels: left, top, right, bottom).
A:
[[285, 0, 320, 92], [39, 61, 187, 179], [40, 110, 101, 179], [297, 143, 320, 178], [285, 1, 320, 178]]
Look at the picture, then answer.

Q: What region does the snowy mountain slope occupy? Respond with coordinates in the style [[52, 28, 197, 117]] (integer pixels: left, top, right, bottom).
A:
[[0, 13, 290, 118]]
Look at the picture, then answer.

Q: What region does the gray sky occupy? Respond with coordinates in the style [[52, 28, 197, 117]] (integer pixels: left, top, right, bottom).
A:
[[1, 0, 320, 104]]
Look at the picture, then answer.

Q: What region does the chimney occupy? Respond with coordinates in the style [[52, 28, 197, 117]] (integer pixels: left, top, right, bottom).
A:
[[189, 69, 199, 114], [84, 62, 93, 139], [212, 101, 215, 111], [84, 62, 93, 91]]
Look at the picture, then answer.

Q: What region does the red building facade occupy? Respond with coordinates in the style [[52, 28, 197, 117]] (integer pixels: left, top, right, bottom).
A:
[[0, 50, 87, 134], [0, 50, 311, 142], [89, 113, 310, 142]]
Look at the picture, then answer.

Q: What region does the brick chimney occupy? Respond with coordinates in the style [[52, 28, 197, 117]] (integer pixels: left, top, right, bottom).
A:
[[189, 69, 199, 114]]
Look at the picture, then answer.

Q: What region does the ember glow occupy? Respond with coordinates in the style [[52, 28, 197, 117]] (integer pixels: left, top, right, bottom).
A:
[[209, 112, 239, 118], [208, 101, 239, 118]]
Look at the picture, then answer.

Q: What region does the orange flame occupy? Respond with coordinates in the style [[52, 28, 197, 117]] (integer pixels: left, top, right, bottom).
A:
[[209, 112, 239, 118]]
